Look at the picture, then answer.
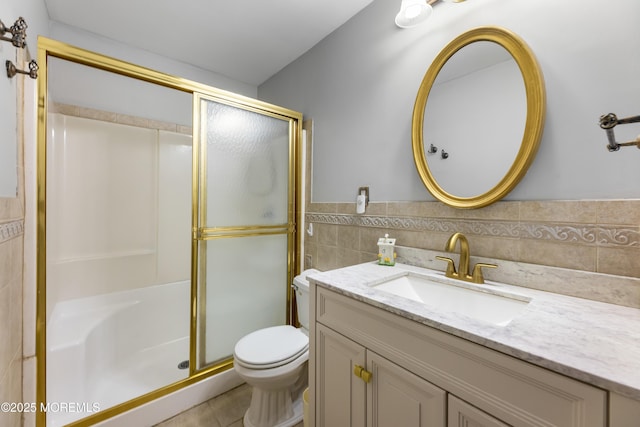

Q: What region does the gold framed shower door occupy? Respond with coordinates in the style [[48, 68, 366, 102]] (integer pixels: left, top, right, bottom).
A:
[[36, 37, 302, 427]]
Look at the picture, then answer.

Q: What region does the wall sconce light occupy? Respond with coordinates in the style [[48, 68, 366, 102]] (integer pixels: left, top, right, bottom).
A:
[[395, 0, 466, 29], [395, 0, 433, 28]]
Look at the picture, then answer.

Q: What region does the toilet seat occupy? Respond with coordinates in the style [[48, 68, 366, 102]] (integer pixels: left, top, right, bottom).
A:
[[234, 325, 309, 370]]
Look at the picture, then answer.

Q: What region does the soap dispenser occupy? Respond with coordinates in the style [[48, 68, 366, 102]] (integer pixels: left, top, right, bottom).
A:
[[377, 234, 396, 266]]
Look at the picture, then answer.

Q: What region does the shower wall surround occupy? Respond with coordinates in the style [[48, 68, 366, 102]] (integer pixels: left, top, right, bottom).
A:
[[46, 103, 192, 317]]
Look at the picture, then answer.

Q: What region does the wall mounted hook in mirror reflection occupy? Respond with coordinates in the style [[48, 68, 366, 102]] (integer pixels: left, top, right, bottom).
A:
[[441, 149, 449, 159], [6, 59, 39, 79], [428, 143, 438, 154], [0, 17, 28, 48]]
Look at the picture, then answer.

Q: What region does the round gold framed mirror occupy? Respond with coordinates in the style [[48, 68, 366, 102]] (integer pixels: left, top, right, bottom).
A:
[[412, 26, 545, 209]]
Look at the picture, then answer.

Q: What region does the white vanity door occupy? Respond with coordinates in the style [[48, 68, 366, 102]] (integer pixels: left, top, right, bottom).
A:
[[316, 323, 447, 427], [316, 324, 366, 427], [448, 395, 509, 427], [368, 351, 446, 427]]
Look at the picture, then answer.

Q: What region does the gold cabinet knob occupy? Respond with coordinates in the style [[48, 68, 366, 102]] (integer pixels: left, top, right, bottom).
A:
[[353, 365, 364, 377], [353, 364, 372, 383], [360, 368, 372, 383]]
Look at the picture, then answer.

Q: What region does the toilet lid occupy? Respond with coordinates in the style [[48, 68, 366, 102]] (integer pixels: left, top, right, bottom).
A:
[[234, 325, 309, 369]]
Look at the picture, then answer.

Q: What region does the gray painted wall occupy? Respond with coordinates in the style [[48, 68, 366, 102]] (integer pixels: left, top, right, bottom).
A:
[[0, 0, 48, 197], [259, 0, 640, 203], [49, 22, 257, 98], [47, 22, 257, 125]]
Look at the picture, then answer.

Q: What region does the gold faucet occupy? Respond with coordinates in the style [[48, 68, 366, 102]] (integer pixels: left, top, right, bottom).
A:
[[436, 232, 497, 284]]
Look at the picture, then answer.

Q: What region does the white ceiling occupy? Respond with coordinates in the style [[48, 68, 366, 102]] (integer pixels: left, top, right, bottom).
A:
[[44, 0, 376, 86]]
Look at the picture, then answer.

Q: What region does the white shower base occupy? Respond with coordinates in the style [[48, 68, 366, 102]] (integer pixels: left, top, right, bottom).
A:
[[46, 280, 228, 427]]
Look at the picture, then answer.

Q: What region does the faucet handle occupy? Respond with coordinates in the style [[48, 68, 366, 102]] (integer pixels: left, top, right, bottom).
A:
[[471, 263, 497, 284], [436, 256, 457, 278]]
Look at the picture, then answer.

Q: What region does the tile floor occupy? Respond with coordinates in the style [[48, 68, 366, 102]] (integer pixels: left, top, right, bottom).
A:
[[153, 384, 304, 427]]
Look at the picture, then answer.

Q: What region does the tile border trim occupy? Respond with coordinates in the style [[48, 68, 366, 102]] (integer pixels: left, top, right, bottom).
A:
[[305, 213, 640, 248], [0, 220, 24, 244]]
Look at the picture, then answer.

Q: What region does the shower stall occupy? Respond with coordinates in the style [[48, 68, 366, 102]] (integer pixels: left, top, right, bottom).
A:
[[37, 38, 302, 426]]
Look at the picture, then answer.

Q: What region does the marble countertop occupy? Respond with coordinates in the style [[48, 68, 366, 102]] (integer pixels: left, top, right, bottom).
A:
[[309, 262, 640, 400]]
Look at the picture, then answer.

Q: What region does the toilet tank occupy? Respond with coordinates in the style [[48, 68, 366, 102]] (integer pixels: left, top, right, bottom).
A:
[[292, 269, 319, 331]]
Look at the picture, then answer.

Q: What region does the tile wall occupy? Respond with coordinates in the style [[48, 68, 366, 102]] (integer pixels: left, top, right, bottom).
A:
[[0, 210, 24, 427], [304, 199, 640, 278], [0, 75, 25, 427]]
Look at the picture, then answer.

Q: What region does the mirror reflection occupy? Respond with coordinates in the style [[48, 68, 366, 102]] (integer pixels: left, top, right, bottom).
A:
[[424, 41, 526, 198]]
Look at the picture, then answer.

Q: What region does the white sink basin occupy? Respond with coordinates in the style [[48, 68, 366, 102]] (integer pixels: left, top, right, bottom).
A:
[[371, 272, 531, 326]]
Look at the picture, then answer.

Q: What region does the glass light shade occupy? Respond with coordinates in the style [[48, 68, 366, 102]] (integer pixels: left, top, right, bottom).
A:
[[395, 0, 433, 28]]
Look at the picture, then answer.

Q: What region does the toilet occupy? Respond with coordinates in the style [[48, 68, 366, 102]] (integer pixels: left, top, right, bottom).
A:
[[233, 269, 318, 427]]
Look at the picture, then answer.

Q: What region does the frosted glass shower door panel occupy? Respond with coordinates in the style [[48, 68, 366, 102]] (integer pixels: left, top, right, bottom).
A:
[[202, 100, 291, 227], [195, 94, 298, 371], [199, 234, 288, 365]]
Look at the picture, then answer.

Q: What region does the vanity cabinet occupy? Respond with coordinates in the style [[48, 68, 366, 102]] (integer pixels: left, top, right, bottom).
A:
[[316, 323, 446, 426], [448, 395, 509, 427], [315, 323, 366, 426], [312, 286, 607, 427]]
